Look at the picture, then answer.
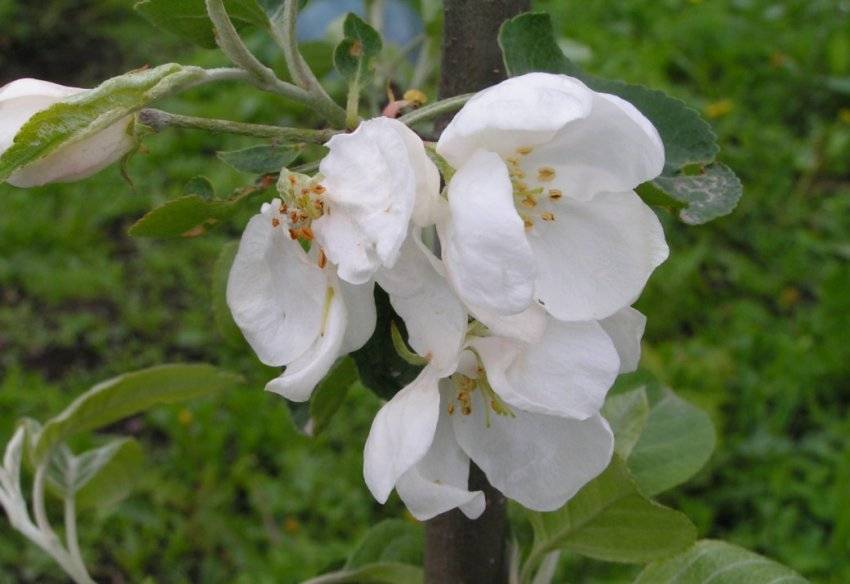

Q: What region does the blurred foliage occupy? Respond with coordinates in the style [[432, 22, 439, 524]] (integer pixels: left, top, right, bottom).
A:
[[0, 0, 849, 582]]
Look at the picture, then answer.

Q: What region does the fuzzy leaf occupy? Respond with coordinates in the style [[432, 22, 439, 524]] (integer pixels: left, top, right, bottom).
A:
[[334, 13, 383, 81], [217, 143, 301, 175], [309, 358, 359, 437], [134, 0, 268, 48], [603, 387, 650, 459], [651, 163, 743, 224]]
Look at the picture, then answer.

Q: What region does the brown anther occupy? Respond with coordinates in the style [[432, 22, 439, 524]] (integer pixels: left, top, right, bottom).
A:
[[288, 228, 298, 240], [517, 146, 533, 155], [318, 249, 327, 269], [312, 184, 326, 195], [548, 189, 563, 200], [279, 203, 288, 213], [301, 226, 314, 240], [537, 166, 556, 182], [514, 181, 529, 193], [289, 211, 299, 223], [541, 211, 555, 221], [461, 405, 472, 416], [506, 157, 520, 166], [447, 403, 455, 415], [288, 175, 298, 186], [521, 196, 537, 209], [523, 217, 534, 230], [271, 217, 280, 228], [300, 187, 310, 196]]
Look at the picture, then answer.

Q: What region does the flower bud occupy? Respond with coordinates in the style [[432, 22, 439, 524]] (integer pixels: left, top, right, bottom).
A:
[[0, 78, 134, 187]]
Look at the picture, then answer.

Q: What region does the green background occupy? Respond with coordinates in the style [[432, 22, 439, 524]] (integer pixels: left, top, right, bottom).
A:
[[1, 0, 848, 581]]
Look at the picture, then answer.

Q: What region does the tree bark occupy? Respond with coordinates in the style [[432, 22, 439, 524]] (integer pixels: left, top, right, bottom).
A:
[[425, 2, 530, 583]]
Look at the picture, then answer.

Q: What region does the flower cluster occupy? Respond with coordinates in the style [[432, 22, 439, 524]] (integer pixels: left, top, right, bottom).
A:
[[227, 72, 669, 519]]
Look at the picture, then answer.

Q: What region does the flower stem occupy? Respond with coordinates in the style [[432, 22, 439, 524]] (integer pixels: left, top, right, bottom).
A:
[[269, 0, 333, 104], [204, 0, 347, 127], [398, 93, 472, 127], [137, 109, 341, 143]]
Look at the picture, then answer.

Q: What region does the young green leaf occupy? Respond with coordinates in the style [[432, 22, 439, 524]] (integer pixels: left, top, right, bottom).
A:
[[46, 439, 145, 511], [217, 143, 301, 175], [652, 163, 743, 224], [602, 387, 650, 459], [634, 540, 809, 584], [498, 11, 582, 77], [526, 457, 696, 566], [134, 0, 268, 48], [627, 388, 716, 496], [309, 358, 359, 436], [33, 364, 242, 462], [334, 13, 383, 81], [183, 176, 216, 199], [346, 519, 424, 568], [302, 562, 423, 584], [0, 64, 205, 183]]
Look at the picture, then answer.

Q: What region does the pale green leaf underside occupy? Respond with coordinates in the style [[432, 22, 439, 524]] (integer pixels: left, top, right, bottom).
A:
[[634, 540, 810, 583], [217, 143, 301, 174], [603, 387, 650, 459], [0, 63, 205, 183], [134, 0, 269, 48]]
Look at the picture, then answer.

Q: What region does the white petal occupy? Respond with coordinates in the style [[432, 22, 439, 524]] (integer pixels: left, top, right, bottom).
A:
[[600, 307, 646, 374], [442, 150, 535, 315], [471, 319, 619, 420], [318, 117, 417, 281], [437, 73, 594, 168], [468, 303, 548, 344], [338, 280, 377, 354], [376, 235, 467, 373], [265, 283, 347, 401], [227, 208, 326, 366], [530, 191, 669, 321], [397, 384, 485, 521], [313, 205, 379, 285], [453, 394, 614, 511], [363, 367, 442, 503], [520, 92, 664, 201], [392, 119, 441, 227]]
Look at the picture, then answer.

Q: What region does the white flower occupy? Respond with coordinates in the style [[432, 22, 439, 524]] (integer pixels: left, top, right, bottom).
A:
[[362, 240, 647, 519], [226, 199, 375, 401], [436, 73, 669, 323], [313, 117, 440, 285], [0, 78, 134, 188]]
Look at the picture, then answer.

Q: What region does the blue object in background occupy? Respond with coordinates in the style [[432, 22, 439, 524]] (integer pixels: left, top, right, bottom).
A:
[[297, 0, 423, 47]]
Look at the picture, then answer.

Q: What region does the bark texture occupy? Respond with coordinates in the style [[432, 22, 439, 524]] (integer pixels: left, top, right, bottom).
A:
[[426, 3, 530, 581]]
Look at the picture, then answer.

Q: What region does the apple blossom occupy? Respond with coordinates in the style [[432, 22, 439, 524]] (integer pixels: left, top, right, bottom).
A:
[[436, 73, 669, 323], [0, 78, 134, 187]]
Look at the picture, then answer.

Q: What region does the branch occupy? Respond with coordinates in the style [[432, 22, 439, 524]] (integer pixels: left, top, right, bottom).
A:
[[398, 94, 472, 127], [137, 109, 341, 143]]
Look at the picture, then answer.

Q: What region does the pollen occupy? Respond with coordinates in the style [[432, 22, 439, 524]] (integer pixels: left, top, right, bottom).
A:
[[271, 217, 280, 228], [541, 211, 555, 221], [548, 189, 563, 200], [520, 195, 537, 209], [516, 146, 533, 155], [537, 166, 556, 182], [311, 184, 326, 195]]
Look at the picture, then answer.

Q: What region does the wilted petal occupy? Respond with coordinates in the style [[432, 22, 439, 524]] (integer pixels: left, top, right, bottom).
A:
[[522, 92, 664, 201], [441, 150, 536, 315], [453, 393, 614, 511], [397, 384, 485, 520], [318, 117, 418, 282], [227, 208, 326, 366], [376, 235, 467, 373], [364, 367, 441, 503], [265, 283, 347, 402], [471, 320, 619, 420], [437, 73, 593, 168], [530, 191, 668, 321], [600, 307, 646, 374]]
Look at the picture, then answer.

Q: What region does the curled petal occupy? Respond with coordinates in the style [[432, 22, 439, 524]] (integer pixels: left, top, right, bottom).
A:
[[441, 150, 536, 315], [471, 320, 619, 420], [436, 73, 593, 168], [530, 191, 669, 321], [453, 394, 614, 512], [600, 307, 646, 374], [364, 367, 442, 503], [227, 210, 326, 366], [339, 279, 377, 355]]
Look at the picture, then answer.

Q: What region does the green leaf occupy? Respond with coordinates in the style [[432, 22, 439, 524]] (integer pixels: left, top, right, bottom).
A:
[[212, 240, 244, 347], [303, 562, 423, 584], [183, 176, 215, 199], [46, 439, 145, 511], [627, 387, 716, 496], [498, 12, 741, 224], [217, 143, 301, 175], [651, 163, 743, 225], [498, 12, 582, 77], [129, 181, 270, 238], [351, 288, 421, 400], [0, 64, 204, 183], [134, 0, 268, 49], [603, 387, 650, 459], [309, 358, 359, 436], [346, 519, 423, 568], [528, 457, 696, 564], [634, 540, 809, 584], [334, 13, 383, 81], [33, 364, 241, 462]]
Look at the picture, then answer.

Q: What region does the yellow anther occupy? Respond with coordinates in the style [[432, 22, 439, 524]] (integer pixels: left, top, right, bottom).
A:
[[523, 217, 535, 230], [541, 211, 555, 221], [447, 403, 455, 415], [548, 189, 563, 200], [537, 167, 556, 182], [516, 146, 533, 155], [403, 89, 428, 106], [521, 195, 537, 209], [506, 156, 520, 166]]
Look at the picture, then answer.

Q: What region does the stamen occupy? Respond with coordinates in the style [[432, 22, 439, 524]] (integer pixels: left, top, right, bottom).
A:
[[537, 166, 556, 182], [271, 217, 280, 228], [520, 195, 537, 209], [516, 146, 533, 155], [548, 189, 563, 200], [541, 212, 555, 222], [523, 216, 535, 230], [318, 249, 327, 269]]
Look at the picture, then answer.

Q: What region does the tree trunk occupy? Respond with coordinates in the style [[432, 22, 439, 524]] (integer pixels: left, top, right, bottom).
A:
[[425, 2, 530, 583]]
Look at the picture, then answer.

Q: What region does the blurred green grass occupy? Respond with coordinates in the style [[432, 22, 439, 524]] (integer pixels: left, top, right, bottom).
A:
[[1, 0, 849, 582]]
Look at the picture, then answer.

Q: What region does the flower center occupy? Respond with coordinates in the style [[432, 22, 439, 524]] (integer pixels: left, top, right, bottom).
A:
[[505, 146, 561, 231], [447, 345, 515, 426], [274, 170, 329, 241]]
